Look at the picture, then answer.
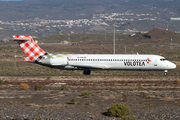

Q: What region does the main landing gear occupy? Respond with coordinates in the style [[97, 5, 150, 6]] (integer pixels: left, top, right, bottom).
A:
[[83, 70, 91, 75], [164, 70, 168, 76]]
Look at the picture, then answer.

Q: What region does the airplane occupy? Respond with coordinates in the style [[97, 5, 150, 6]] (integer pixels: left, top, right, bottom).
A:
[[13, 35, 176, 75]]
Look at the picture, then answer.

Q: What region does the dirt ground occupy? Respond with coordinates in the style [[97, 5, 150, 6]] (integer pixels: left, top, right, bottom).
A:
[[0, 76, 180, 120]]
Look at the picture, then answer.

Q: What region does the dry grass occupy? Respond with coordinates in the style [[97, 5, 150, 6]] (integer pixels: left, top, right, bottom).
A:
[[20, 83, 29, 90]]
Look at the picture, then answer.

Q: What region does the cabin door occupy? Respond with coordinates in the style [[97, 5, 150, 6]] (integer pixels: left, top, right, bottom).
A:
[[154, 59, 158, 66]]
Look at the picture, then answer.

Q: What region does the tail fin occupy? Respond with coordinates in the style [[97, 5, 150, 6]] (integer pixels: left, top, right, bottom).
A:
[[13, 35, 47, 62]]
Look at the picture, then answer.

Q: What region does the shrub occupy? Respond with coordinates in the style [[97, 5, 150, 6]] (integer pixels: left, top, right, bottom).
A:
[[46, 76, 51, 80], [20, 83, 29, 90], [173, 80, 179, 84], [70, 97, 78, 104], [34, 84, 42, 90], [34, 118, 42, 120], [0, 80, 3, 84], [107, 103, 132, 117], [59, 84, 67, 90], [121, 115, 137, 120], [82, 90, 91, 97], [90, 115, 96, 119]]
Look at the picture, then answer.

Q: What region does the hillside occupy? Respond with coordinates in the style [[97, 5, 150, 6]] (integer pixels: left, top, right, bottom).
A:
[[147, 28, 179, 40], [37, 28, 180, 44], [0, 0, 180, 33], [131, 28, 180, 42]]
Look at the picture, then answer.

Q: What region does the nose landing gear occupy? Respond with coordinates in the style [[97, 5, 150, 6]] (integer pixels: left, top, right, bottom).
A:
[[164, 70, 168, 76]]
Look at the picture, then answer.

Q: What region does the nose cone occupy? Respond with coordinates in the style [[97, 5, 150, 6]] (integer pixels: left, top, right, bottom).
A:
[[172, 63, 176, 69], [169, 62, 176, 69]]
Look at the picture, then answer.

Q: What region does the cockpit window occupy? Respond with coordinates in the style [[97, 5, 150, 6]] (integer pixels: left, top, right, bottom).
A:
[[160, 58, 167, 61]]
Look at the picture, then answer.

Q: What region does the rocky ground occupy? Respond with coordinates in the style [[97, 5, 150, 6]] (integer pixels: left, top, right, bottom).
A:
[[0, 76, 180, 120]]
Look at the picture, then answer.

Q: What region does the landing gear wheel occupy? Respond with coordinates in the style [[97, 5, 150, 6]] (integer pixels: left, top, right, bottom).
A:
[[83, 70, 91, 75], [164, 72, 167, 76], [164, 70, 168, 76]]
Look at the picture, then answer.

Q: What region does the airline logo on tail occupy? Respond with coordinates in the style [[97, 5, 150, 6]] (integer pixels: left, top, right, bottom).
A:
[[13, 35, 47, 62]]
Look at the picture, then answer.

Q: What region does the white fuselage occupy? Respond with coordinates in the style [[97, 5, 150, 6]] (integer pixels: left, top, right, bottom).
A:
[[41, 54, 176, 71]]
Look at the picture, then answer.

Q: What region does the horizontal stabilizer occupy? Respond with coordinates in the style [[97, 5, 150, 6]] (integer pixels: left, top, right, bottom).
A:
[[13, 35, 31, 41]]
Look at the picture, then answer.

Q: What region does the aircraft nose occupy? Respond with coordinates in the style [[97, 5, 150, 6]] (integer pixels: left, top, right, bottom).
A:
[[172, 63, 176, 69], [170, 62, 176, 69]]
